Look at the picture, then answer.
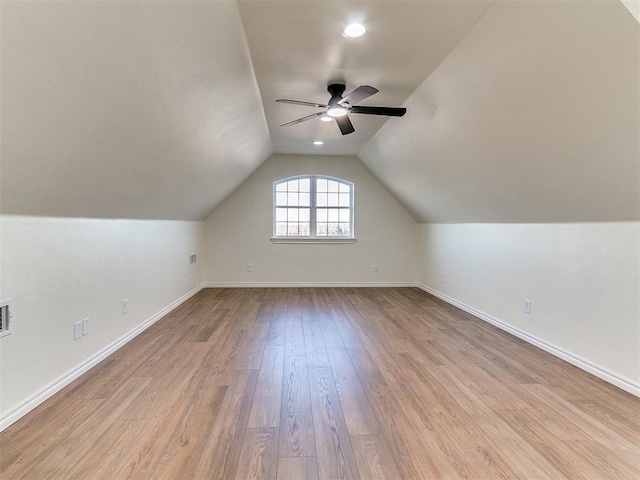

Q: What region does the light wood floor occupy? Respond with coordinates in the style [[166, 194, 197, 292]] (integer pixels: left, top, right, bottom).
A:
[[1, 288, 638, 479]]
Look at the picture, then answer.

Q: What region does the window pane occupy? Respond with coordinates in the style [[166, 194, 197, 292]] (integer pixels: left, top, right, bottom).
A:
[[275, 176, 353, 239], [276, 192, 288, 206], [287, 224, 299, 236]]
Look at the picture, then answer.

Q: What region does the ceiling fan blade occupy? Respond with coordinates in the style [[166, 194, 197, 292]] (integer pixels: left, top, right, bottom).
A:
[[335, 115, 355, 135], [338, 85, 378, 106], [276, 99, 329, 108], [280, 111, 326, 127], [349, 105, 407, 117]]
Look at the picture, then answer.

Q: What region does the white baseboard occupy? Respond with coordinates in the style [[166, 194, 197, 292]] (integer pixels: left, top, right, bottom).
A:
[[203, 281, 415, 288], [416, 283, 640, 397], [0, 283, 205, 432]]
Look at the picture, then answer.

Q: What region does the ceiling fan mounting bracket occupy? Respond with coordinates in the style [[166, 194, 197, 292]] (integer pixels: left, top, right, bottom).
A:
[[327, 83, 346, 99]]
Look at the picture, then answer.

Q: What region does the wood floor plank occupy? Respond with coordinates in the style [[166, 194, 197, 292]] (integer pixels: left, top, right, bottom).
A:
[[350, 434, 402, 480], [276, 457, 318, 480], [279, 355, 316, 457], [326, 346, 380, 435], [308, 365, 360, 480], [233, 427, 279, 480], [148, 383, 228, 479], [192, 369, 259, 480], [1, 287, 637, 480], [248, 345, 285, 428]]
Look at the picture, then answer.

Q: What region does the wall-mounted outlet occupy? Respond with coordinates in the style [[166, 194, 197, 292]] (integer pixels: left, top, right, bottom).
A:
[[246, 264, 253, 272], [189, 253, 197, 266], [73, 321, 82, 340], [524, 300, 532, 314], [373, 265, 379, 272], [443, 273, 448, 283], [122, 299, 129, 314], [82, 318, 90, 335]]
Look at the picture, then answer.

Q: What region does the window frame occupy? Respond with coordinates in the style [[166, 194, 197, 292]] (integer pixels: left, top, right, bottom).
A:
[[272, 174, 355, 243]]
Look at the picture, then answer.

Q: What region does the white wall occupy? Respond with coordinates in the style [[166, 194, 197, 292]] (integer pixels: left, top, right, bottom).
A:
[[0, 216, 205, 426], [204, 154, 418, 285], [418, 222, 640, 391]]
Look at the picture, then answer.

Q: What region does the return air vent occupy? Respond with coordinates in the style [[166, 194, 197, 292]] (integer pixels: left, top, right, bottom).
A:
[[189, 253, 197, 266], [0, 300, 13, 338]]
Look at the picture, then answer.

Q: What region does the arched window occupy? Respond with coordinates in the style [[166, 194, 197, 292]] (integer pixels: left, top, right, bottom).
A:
[[273, 175, 354, 238]]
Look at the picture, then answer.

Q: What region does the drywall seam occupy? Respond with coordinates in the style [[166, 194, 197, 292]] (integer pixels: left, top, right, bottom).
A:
[[203, 282, 415, 288], [0, 283, 205, 432], [416, 283, 640, 397]]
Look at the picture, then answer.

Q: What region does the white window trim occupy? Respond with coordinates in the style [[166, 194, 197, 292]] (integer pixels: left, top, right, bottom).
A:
[[272, 174, 355, 241], [271, 237, 357, 244]]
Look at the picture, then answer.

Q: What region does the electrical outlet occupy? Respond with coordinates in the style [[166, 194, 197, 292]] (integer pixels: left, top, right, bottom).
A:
[[443, 273, 448, 283], [524, 300, 532, 314], [74, 321, 82, 340], [247, 264, 253, 272], [373, 265, 379, 272], [82, 318, 90, 335], [123, 299, 129, 314]]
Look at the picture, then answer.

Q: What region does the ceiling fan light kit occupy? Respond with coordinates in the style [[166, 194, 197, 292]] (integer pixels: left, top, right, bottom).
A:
[[342, 23, 366, 38], [276, 83, 407, 136]]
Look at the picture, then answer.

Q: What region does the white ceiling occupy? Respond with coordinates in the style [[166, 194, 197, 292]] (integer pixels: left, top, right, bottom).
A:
[[238, 0, 493, 155], [1, 0, 638, 222]]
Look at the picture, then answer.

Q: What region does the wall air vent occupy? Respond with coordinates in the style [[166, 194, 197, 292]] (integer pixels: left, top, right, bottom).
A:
[[0, 299, 13, 338], [189, 253, 197, 266]]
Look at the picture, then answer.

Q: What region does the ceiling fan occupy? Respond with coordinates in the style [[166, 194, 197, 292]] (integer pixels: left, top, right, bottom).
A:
[[276, 83, 407, 135]]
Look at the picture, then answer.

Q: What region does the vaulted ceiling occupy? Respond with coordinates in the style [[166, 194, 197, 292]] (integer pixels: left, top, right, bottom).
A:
[[1, 1, 638, 222]]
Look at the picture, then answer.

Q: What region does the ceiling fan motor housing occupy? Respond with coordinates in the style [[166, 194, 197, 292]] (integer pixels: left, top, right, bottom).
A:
[[328, 83, 347, 105]]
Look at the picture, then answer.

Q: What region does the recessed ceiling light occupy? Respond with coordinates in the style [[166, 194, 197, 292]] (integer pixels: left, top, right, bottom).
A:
[[319, 115, 333, 122], [327, 107, 347, 118], [343, 23, 366, 38], [313, 140, 324, 145]]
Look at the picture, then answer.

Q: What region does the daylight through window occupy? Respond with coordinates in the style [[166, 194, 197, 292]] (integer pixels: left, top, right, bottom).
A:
[[274, 175, 354, 238]]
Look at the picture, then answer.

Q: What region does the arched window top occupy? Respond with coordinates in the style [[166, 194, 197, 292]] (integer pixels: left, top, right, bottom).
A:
[[273, 175, 354, 240]]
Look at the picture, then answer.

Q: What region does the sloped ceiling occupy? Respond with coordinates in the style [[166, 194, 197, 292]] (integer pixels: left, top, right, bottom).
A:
[[1, 1, 638, 223], [359, 0, 639, 223], [1, 0, 272, 220]]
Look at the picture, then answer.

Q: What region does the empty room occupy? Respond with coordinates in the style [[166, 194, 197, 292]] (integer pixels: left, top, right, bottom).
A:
[[1, 0, 638, 479]]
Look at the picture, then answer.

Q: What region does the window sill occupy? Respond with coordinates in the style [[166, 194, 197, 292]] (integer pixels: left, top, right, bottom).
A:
[[271, 237, 357, 244]]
